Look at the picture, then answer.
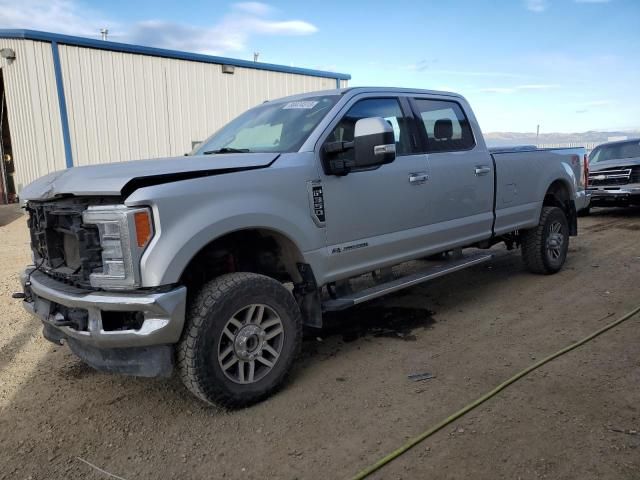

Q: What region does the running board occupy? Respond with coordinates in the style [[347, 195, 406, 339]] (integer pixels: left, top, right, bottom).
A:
[[322, 253, 493, 312]]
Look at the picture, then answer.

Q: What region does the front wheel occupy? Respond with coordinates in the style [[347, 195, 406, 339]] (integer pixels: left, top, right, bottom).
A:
[[521, 206, 569, 274], [177, 273, 303, 408]]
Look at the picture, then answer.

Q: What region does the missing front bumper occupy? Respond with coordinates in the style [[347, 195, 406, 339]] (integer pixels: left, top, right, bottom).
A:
[[21, 268, 187, 377], [43, 323, 173, 377]]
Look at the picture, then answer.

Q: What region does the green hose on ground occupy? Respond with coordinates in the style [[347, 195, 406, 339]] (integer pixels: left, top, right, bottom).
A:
[[350, 304, 640, 480]]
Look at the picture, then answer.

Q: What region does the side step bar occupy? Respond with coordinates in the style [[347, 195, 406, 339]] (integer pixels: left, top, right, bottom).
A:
[[322, 253, 493, 312]]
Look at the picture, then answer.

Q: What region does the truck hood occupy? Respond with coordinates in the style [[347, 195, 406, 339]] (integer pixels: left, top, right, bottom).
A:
[[589, 157, 640, 172], [20, 153, 279, 201]]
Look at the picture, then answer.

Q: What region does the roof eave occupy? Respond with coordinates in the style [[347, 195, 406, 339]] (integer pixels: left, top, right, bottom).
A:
[[0, 29, 351, 81]]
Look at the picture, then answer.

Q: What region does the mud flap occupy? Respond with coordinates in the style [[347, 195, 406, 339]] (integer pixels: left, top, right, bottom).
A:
[[569, 200, 578, 236], [295, 263, 322, 328]]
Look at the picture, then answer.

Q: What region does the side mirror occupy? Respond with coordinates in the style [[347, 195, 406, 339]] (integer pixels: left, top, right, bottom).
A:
[[353, 117, 396, 169], [323, 117, 396, 175]]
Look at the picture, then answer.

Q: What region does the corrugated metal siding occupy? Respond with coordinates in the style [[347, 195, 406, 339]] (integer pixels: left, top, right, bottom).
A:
[[0, 39, 65, 189], [59, 45, 342, 166]]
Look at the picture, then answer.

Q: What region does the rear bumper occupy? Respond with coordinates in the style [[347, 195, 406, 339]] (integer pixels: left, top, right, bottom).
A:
[[575, 190, 591, 211], [20, 268, 186, 376]]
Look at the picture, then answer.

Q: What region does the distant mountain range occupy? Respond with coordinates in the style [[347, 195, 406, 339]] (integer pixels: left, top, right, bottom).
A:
[[483, 130, 640, 147]]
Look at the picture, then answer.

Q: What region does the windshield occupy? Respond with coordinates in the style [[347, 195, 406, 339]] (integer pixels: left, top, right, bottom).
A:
[[194, 95, 339, 155], [590, 140, 640, 164]]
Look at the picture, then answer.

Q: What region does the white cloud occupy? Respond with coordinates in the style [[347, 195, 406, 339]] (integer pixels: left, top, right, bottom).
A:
[[478, 87, 516, 94], [249, 20, 317, 36], [0, 0, 113, 38], [576, 100, 614, 107], [583, 100, 612, 106], [422, 69, 526, 78], [525, 0, 549, 12], [524, 0, 610, 12], [406, 61, 525, 78], [234, 2, 273, 16], [479, 84, 559, 94], [525, 51, 620, 72], [0, 0, 318, 55], [574, 100, 614, 114], [518, 84, 560, 89]]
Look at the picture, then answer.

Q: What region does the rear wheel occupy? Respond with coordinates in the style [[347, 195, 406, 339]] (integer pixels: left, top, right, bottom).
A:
[[521, 206, 569, 274], [177, 272, 302, 408]]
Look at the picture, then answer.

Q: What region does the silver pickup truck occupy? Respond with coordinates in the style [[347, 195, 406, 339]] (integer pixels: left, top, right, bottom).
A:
[[18, 87, 589, 407]]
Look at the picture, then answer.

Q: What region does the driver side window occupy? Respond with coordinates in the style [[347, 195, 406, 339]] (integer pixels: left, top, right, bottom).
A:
[[327, 98, 411, 163]]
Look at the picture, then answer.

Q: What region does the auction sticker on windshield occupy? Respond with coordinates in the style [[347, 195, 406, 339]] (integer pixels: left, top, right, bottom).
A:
[[283, 101, 319, 109]]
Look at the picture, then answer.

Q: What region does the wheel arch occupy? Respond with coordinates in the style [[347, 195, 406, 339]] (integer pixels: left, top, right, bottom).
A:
[[179, 227, 309, 288], [542, 178, 578, 236], [178, 226, 323, 329]]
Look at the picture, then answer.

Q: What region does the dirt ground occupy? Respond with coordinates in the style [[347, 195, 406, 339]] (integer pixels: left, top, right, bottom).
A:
[[1, 203, 639, 480]]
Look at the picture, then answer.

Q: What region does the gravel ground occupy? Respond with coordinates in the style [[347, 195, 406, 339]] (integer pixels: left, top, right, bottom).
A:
[[0, 204, 639, 480]]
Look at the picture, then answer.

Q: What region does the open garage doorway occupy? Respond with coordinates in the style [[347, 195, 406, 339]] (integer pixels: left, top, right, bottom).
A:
[[0, 68, 15, 204]]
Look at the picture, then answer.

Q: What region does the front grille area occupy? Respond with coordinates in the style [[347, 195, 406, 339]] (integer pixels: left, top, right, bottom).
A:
[[27, 199, 102, 288], [588, 168, 632, 187]]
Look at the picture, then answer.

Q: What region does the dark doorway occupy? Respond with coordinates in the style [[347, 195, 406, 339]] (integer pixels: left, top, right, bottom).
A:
[[0, 69, 16, 204]]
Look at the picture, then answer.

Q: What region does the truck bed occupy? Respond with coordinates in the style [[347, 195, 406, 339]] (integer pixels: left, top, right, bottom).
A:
[[490, 147, 587, 236]]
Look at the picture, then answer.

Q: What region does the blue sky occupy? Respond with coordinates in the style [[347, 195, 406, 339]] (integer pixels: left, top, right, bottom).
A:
[[1, 0, 638, 132]]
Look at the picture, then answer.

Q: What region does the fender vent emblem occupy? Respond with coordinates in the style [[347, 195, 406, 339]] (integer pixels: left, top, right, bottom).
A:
[[312, 186, 325, 223]]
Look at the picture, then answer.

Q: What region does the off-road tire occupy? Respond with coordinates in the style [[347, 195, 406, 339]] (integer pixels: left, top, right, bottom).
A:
[[521, 206, 569, 275], [177, 272, 303, 408]]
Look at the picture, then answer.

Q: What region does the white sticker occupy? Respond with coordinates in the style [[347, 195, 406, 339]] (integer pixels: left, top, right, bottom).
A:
[[282, 101, 319, 110]]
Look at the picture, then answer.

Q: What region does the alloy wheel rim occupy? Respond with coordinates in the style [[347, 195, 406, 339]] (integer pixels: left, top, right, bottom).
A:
[[546, 221, 565, 261], [217, 304, 285, 384]]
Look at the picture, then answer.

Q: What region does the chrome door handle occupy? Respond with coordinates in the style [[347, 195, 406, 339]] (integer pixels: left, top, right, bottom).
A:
[[475, 166, 491, 176], [409, 173, 429, 184]]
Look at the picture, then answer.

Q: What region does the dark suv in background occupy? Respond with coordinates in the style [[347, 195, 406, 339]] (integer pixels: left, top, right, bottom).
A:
[[588, 139, 640, 210]]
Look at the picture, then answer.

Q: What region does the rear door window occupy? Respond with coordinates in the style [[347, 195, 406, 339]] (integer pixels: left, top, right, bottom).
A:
[[413, 99, 475, 153]]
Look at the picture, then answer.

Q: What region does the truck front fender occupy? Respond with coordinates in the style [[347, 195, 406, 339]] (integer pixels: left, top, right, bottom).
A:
[[124, 158, 324, 287]]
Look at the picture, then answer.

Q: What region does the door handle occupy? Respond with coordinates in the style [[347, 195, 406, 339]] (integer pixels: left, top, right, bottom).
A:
[[475, 166, 491, 176], [409, 173, 429, 184]]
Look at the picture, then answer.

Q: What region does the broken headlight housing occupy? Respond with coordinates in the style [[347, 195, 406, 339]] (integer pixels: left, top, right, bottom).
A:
[[82, 205, 154, 290]]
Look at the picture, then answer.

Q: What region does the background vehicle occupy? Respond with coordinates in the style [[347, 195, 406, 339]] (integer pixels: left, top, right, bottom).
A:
[[18, 87, 588, 407], [587, 138, 640, 209]]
